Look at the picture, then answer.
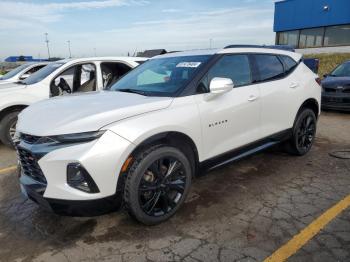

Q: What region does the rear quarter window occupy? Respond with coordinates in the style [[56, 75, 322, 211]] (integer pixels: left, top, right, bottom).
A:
[[254, 54, 284, 82], [279, 55, 298, 74]]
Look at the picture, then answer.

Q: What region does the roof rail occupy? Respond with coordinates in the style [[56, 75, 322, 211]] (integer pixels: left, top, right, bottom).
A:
[[224, 44, 295, 52]]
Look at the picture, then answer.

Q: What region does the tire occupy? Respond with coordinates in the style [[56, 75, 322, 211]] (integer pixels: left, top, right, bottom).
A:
[[124, 145, 192, 225], [285, 108, 317, 156], [0, 111, 20, 148]]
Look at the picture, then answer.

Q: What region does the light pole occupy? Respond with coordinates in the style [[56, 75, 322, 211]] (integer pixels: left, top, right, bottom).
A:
[[93, 48, 97, 56], [44, 33, 51, 60], [67, 40, 72, 58], [209, 38, 213, 49]]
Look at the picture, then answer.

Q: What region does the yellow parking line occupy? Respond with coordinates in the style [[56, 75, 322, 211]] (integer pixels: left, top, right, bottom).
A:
[[0, 165, 17, 175], [264, 194, 350, 262]]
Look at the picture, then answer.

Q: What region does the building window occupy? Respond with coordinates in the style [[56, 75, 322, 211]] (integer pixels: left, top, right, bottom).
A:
[[324, 24, 350, 46], [277, 30, 299, 47], [277, 24, 350, 48], [299, 28, 324, 48]]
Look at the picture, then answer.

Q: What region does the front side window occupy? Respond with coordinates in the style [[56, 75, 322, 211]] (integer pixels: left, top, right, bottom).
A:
[[50, 63, 96, 96], [330, 62, 350, 77], [21, 62, 64, 85], [254, 55, 284, 82], [208, 55, 252, 87], [26, 65, 46, 75], [110, 55, 211, 96]]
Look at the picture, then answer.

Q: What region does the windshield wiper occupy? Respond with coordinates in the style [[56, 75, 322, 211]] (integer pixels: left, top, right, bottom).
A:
[[16, 81, 26, 85], [117, 88, 147, 96]]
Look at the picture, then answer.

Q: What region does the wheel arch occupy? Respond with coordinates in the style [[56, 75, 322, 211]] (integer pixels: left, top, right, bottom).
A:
[[296, 98, 319, 120], [130, 131, 199, 174], [0, 104, 28, 123], [116, 131, 200, 194]]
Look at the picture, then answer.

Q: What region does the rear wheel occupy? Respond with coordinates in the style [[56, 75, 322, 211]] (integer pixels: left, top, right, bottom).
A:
[[285, 108, 317, 156], [0, 111, 20, 148], [124, 146, 192, 225]]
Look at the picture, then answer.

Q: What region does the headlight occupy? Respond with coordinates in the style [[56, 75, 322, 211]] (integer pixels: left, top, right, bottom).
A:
[[21, 130, 106, 145], [53, 130, 106, 143]]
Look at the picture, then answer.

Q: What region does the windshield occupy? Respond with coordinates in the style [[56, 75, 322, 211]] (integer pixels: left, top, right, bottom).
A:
[[109, 55, 211, 96], [21, 62, 65, 85], [330, 62, 350, 77], [0, 63, 32, 80]]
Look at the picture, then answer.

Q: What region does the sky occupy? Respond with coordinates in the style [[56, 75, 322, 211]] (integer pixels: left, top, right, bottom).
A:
[[0, 0, 276, 60]]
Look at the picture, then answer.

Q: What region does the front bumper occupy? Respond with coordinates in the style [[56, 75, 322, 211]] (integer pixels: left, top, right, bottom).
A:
[[20, 173, 122, 216], [18, 130, 135, 215], [321, 93, 350, 111]]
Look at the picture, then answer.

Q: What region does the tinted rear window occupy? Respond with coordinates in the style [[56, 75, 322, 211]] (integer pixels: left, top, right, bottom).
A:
[[280, 55, 298, 74], [254, 55, 284, 82]]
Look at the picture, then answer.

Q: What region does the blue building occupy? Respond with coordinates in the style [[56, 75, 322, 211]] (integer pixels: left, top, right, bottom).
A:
[[5, 56, 47, 62], [274, 0, 350, 49]]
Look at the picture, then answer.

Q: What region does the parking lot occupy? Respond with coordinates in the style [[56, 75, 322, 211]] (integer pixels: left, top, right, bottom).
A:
[[0, 111, 349, 262]]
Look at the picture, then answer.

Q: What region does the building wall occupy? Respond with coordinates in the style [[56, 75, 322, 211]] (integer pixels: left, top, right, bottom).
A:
[[274, 0, 350, 32]]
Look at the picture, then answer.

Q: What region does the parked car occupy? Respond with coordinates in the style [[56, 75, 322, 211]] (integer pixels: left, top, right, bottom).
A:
[[0, 62, 49, 84], [321, 60, 350, 111], [16, 47, 321, 225], [0, 57, 147, 147]]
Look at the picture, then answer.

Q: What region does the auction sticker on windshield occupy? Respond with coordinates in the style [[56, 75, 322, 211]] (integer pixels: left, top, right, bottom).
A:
[[176, 62, 201, 68]]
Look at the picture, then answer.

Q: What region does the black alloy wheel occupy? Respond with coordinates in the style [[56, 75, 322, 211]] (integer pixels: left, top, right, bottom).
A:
[[138, 157, 187, 217], [124, 146, 192, 225], [286, 108, 317, 156], [296, 113, 316, 152]]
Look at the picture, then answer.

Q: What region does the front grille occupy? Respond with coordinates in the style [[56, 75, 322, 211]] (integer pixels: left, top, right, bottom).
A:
[[324, 88, 336, 93], [17, 147, 47, 184], [324, 85, 350, 94], [20, 133, 42, 144], [343, 88, 350, 93]]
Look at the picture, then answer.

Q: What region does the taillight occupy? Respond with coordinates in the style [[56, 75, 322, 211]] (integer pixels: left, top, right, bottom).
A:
[[315, 77, 321, 86]]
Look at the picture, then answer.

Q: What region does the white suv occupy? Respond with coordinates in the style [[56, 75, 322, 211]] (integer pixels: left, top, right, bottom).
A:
[[16, 47, 321, 225], [0, 57, 147, 147]]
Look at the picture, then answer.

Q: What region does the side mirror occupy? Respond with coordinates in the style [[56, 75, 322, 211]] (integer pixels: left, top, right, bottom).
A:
[[209, 77, 234, 94], [19, 73, 30, 80], [323, 74, 328, 78]]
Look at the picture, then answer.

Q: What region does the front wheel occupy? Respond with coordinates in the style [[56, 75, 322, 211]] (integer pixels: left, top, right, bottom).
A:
[[0, 111, 20, 148], [124, 146, 192, 225], [285, 108, 317, 156]]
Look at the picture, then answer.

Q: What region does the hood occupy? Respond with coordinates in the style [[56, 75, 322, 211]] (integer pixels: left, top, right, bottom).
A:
[[17, 91, 173, 136], [0, 80, 11, 84], [0, 82, 25, 91], [0, 82, 26, 93], [321, 76, 350, 88]]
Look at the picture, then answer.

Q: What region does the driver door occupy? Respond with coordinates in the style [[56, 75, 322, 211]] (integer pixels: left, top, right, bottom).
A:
[[195, 54, 261, 160]]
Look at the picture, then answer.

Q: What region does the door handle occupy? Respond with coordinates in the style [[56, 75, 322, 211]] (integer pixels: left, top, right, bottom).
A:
[[290, 82, 299, 88], [248, 95, 258, 102]]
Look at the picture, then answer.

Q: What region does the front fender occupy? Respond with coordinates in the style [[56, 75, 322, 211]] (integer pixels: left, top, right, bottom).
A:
[[103, 96, 205, 161]]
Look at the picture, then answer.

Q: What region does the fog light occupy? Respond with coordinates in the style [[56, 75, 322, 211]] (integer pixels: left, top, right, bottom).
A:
[[67, 163, 99, 193]]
